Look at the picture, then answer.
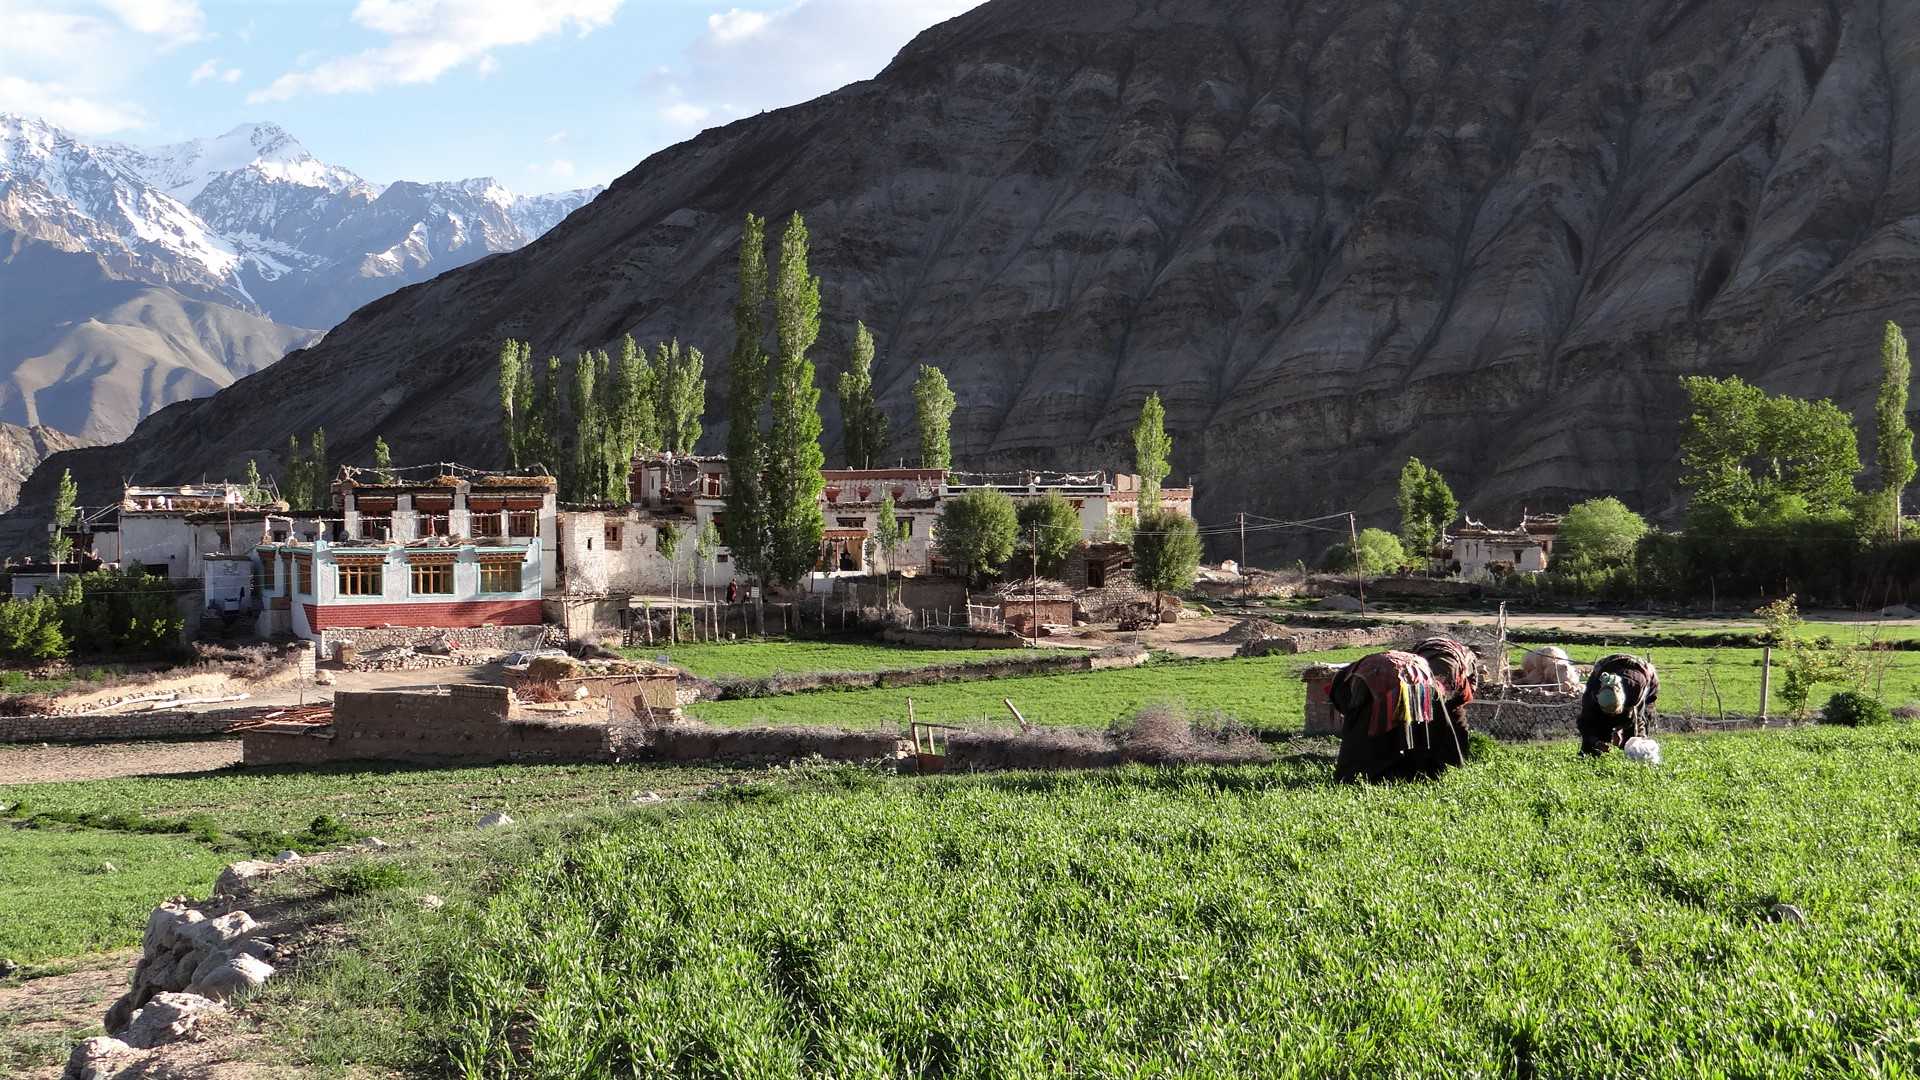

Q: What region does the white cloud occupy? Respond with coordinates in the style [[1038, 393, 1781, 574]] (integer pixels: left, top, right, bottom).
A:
[[545, 130, 569, 144], [99, 0, 206, 46], [0, 75, 144, 133], [706, 8, 772, 43], [190, 58, 243, 85], [248, 0, 624, 104], [656, 1, 976, 131], [660, 101, 712, 129]]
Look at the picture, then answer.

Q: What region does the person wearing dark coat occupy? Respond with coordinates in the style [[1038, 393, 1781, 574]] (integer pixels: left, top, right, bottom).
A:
[[1329, 650, 1467, 783], [1578, 653, 1659, 755]]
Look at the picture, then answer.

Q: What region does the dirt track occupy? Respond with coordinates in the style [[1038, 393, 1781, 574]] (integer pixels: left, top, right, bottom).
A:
[[0, 739, 243, 786]]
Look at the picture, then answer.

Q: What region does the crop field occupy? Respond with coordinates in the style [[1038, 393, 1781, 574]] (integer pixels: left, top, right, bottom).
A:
[[686, 649, 1379, 731], [0, 761, 737, 965], [630, 640, 1036, 678], [295, 723, 1920, 1077], [684, 644, 1920, 730]]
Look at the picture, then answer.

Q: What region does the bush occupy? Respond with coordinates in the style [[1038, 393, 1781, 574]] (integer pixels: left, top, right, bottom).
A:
[[1465, 731, 1500, 762], [1821, 691, 1892, 728], [320, 860, 415, 897]]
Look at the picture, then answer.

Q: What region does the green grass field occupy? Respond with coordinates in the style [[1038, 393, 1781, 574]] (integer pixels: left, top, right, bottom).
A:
[[685, 649, 1379, 731], [0, 761, 736, 965], [627, 640, 1038, 678], [685, 644, 1920, 730], [283, 723, 1920, 1078]]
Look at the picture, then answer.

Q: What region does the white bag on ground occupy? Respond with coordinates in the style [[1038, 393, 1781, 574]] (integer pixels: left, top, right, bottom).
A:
[[1623, 737, 1661, 765]]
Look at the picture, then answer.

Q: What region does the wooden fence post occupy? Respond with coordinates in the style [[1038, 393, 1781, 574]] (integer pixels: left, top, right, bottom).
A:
[[1759, 646, 1772, 721]]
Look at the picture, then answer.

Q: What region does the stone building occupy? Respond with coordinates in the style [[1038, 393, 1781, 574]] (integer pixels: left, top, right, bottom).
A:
[[1449, 513, 1562, 578]]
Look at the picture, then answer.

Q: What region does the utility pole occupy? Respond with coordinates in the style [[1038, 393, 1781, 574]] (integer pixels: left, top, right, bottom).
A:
[[1238, 512, 1246, 571], [1349, 511, 1366, 615]]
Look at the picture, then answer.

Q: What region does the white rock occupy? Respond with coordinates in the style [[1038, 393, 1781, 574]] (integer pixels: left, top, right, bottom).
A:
[[213, 861, 274, 897], [62, 1035, 135, 1080], [476, 812, 514, 828], [272, 849, 302, 864], [186, 953, 276, 1002], [121, 992, 224, 1049], [1319, 594, 1364, 612], [183, 910, 257, 951], [418, 893, 445, 911], [1624, 737, 1662, 765], [314, 670, 336, 686], [99, 861, 117, 873], [362, 837, 389, 849]]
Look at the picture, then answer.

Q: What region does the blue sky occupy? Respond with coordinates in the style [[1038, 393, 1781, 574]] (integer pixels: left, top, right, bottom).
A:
[[1, 0, 980, 192]]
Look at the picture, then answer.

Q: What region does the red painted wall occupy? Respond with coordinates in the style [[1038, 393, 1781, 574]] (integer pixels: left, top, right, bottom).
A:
[[302, 600, 543, 630]]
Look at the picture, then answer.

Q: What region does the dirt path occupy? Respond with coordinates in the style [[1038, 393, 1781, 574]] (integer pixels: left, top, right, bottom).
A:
[[0, 950, 125, 1078], [0, 739, 243, 785]]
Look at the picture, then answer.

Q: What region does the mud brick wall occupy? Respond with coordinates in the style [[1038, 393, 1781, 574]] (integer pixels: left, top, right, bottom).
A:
[[640, 723, 900, 763], [240, 729, 339, 766], [708, 647, 1149, 700], [0, 710, 238, 744]]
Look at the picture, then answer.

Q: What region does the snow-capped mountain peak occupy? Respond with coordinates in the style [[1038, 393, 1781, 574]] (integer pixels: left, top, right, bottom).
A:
[[1, 113, 605, 330]]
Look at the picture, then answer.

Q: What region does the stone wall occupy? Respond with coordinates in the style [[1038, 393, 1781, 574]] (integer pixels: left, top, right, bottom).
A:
[[0, 709, 240, 743], [1239, 624, 1409, 656], [704, 647, 1148, 700], [879, 627, 1027, 649], [318, 623, 556, 659], [242, 684, 616, 766]]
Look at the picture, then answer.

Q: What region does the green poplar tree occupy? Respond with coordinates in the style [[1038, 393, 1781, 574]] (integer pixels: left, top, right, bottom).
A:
[[498, 339, 529, 467], [655, 339, 706, 455], [725, 213, 773, 587], [838, 321, 888, 468], [308, 428, 327, 506], [372, 436, 394, 484], [48, 468, 77, 571], [284, 435, 307, 509], [913, 364, 955, 469], [1875, 321, 1915, 539], [570, 351, 603, 501], [764, 212, 827, 585], [1133, 392, 1172, 509], [243, 459, 265, 504]]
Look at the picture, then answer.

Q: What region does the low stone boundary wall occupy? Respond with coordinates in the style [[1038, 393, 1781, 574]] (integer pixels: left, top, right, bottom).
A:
[[1238, 625, 1410, 656], [0, 709, 242, 743], [879, 627, 1027, 649], [318, 624, 557, 661], [638, 722, 901, 763], [705, 647, 1149, 700]]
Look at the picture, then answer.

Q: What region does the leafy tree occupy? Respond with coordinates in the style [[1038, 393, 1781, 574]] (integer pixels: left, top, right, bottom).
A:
[[725, 213, 773, 588], [935, 488, 1018, 585], [48, 468, 77, 570], [372, 436, 394, 484], [569, 351, 603, 501], [1133, 393, 1172, 510], [764, 212, 827, 586], [0, 593, 67, 661], [1131, 508, 1201, 619], [242, 459, 266, 504], [1680, 375, 1859, 524], [1557, 497, 1648, 569], [838, 321, 889, 468], [913, 364, 955, 469], [309, 427, 327, 504], [596, 335, 653, 503], [1323, 528, 1404, 576], [1872, 321, 1915, 539], [873, 491, 905, 577], [695, 520, 721, 595], [1396, 458, 1458, 556], [284, 435, 308, 509], [1017, 491, 1082, 575], [498, 339, 530, 467], [1756, 596, 1863, 718], [654, 339, 706, 455]]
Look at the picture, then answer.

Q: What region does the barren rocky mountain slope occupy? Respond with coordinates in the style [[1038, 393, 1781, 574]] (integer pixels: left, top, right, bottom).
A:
[[0, 421, 88, 513], [8, 0, 1918, 558]]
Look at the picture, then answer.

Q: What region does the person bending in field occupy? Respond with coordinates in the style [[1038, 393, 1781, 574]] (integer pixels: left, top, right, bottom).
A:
[[1578, 653, 1659, 755], [1328, 649, 1467, 783]]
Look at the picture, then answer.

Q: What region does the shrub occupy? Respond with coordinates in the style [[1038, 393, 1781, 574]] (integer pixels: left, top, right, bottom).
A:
[[320, 860, 415, 897], [1465, 731, 1500, 762], [1821, 691, 1892, 728]]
